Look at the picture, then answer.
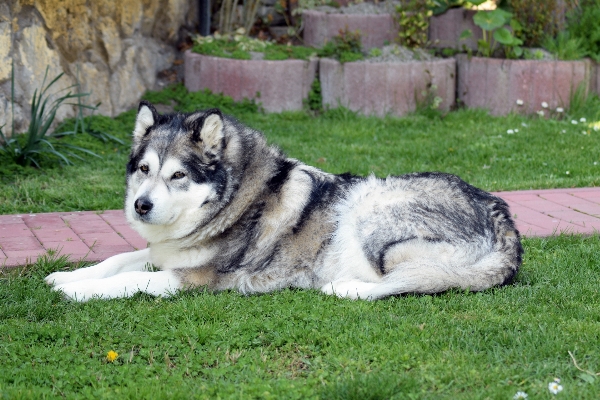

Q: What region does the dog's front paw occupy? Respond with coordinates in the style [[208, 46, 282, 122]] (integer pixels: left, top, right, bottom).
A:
[[45, 271, 78, 286], [53, 280, 99, 302]]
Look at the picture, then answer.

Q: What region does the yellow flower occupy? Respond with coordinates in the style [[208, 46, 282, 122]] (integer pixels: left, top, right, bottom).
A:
[[107, 350, 118, 362]]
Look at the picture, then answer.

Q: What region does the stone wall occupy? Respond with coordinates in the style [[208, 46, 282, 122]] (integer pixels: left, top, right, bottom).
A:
[[0, 0, 196, 133]]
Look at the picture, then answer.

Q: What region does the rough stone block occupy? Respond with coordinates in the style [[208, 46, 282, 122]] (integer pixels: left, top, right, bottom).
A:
[[320, 58, 456, 117], [184, 51, 317, 113], [303, 10, 398, 50], [457, 56, 592, 116], [429, 8, 481, 50]]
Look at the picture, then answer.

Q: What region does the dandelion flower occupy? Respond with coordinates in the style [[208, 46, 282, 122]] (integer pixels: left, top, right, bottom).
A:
[[537, 110, 545, 117], [580, 117, 587, 123], [571, 120, 578, 125], [541, 101, 549, 108], [107, 350, 118, 362], [556, 107, 564, 113], [513, 391, 528, 399], [548, 380, 563, 394], [516, 99, 524, 106], [507, 129, 515, 134]]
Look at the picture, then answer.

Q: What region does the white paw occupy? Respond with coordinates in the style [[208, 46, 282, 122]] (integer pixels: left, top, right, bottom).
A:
[[53, 280, 99, 302], [45, 270, 82, 286], [321, 280, 378, 300]]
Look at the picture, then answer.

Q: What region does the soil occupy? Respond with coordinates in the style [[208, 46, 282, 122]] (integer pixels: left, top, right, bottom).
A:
[[365, 45, 441, 63]]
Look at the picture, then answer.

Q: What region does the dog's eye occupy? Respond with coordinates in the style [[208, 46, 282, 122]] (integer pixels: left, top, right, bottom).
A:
[[140, 165, 149, 174], [172, 171, 185, 180]]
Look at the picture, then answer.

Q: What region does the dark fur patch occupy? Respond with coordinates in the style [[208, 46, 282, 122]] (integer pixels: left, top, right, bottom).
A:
[[267, 159, 297, 194]]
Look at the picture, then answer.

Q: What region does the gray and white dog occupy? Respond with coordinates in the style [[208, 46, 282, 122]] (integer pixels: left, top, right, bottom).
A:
[[46, 102, 523, 301]]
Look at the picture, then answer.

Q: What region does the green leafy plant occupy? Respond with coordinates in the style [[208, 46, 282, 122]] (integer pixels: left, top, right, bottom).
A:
[[509, 0, 561, 48], [429, 0, 485, 15], [0, 66, 100, 168], [318, 28, 364, 63], [192, 32, 316, 61], [543, 31, 587, 61], [397, 0, 435, 49], [305, 77, 322, 112], [566, 0, 600, 61], [461, 8, 523, 58]]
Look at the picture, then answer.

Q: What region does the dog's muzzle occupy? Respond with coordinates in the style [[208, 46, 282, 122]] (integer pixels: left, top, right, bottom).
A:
[[134, 197, 154, 216]]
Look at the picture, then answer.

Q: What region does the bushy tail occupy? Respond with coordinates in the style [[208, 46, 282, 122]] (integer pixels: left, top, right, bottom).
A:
[[360, 197, 523, 300]]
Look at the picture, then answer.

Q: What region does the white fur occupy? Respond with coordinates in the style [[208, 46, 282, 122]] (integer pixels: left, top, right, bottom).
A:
[[133, 105, 155, 140], [46, 249, 182, 301], [125, 151, 217, 242], [54, 270, 180, 302], [45, 249, 152, 285]]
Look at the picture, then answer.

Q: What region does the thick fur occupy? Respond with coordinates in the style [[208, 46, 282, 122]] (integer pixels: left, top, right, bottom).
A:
[[46, 102, 523, 301]]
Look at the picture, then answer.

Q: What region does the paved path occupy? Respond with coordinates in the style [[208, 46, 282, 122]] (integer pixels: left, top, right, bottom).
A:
[[1, 187, 599, 268]]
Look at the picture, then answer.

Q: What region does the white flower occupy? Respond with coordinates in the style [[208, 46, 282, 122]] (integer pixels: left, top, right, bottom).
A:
[[513, 391, 528, 399], [521, 122, 528, 127], [571, 120, 578, 124], [515, 129, 519, 133], [561, 130, 566, 133], [566, 171, 570, 175], [516, 99, 524, 106], [507, 129, 515, 134], [548, 381, 563, 394], [556, 107, 564, 113], [537, 110, 545, 117], [594, 162, 598, 165], [580, 117, 587, 122], [542, 101, 549, 108]]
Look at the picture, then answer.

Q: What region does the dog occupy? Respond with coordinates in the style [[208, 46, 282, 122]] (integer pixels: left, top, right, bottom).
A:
[[45, 101, 523, 301]]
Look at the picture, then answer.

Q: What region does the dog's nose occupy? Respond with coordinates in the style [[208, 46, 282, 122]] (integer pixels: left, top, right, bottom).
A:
[[134, 197, 153, 215]]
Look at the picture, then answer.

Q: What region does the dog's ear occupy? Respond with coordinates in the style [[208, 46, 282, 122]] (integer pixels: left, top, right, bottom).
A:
[[185, 108, 225, 159], [133, 101, 158, 142]]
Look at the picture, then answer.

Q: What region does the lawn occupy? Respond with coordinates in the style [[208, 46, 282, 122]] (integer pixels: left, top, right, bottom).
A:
[[1, 86, 599, 398]]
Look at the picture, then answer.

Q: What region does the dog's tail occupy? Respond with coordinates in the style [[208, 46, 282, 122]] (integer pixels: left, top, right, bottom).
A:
[[359, 197, 523, 300]]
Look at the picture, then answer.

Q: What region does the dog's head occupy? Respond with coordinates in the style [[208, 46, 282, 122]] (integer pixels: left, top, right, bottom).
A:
[[125, 101, 229, 241]]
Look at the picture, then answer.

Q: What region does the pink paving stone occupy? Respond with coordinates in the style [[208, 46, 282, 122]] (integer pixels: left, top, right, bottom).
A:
[[69, 219, 115, 235], [540, 192, 600, 210], [3, 249, 48, 259], [0, 215, 24, 224], [514, 199, 569, 212], [498, 193, 547, 202], [33, 228, 79, 243], [0, 223, 34, 238], [544, 210, 600, 227], [43, 240, 91, 254], [98, 210, 128, 226], [79, 232, 130, 248], [91, 245, 135, 255], [2, 256, 39, 267], [0, 236, 43, 251], [111, 225, 147, 250], [572, 191, 600, 204]]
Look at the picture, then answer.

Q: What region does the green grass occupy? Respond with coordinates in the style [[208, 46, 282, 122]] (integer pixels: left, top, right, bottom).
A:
[[1, 235, 599, 398], [1, 86, 600, 397], [1, 85, 599, 214]]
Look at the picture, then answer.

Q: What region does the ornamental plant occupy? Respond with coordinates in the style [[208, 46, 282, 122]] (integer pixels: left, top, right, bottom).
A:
[[0, 65, 100, 168], [461, 7, 523, 58], [397, 0, 435, 49]]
